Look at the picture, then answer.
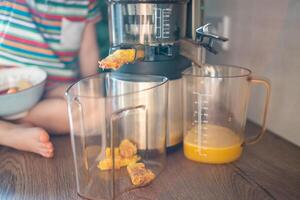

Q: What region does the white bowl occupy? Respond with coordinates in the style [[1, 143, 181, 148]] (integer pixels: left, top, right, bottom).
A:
[[0, 67, 47, 119]]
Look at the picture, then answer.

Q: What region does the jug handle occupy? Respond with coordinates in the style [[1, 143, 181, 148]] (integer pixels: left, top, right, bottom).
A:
[[245, 77, 271, 145], [71, 97, 91, 172]]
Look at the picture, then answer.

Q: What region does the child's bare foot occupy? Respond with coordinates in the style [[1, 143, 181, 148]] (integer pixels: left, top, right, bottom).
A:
[[2, 126, 54, 158]]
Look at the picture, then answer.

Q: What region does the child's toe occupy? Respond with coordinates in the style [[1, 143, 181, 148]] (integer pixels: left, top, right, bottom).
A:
[[48, 148, 54, 153], [39, 149, 54, 158], [44, 151, 54, 158], [38, 129, 50, 142], [44, 142, 53, 149]]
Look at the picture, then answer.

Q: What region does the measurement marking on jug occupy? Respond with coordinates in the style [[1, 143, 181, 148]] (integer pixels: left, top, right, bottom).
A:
[[193, 92, 211, 157]]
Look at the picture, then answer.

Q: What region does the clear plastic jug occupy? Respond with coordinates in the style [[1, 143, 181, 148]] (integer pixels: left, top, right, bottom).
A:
[[182, 65, 271, 164], [65, 73, 168, 200]]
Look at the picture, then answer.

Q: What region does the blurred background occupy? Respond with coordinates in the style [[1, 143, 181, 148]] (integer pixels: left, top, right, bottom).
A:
[[96, 0, 300, 146], [204, 0, 300, 146], [96, 0, 110, 59]]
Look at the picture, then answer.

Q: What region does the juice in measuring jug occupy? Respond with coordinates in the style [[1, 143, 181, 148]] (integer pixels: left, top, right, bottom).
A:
[[184, 124, 243, 164]]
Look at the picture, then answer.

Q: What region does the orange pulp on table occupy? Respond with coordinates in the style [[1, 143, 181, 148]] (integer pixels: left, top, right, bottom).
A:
[[184, 124, 243, 164]]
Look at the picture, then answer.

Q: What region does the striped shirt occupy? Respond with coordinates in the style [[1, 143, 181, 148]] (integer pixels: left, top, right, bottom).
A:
[[0, 0, 101, 84]]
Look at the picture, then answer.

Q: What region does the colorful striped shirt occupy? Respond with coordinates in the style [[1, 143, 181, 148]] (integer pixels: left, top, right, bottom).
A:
[[0, 0, 101, 84]]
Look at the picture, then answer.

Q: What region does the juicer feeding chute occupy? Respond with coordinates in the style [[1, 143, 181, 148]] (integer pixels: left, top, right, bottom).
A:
[[107, 0, 189, 62]]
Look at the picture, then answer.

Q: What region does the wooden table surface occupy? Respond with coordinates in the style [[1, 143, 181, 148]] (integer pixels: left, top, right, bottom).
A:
[[1, 122, 300, 200]]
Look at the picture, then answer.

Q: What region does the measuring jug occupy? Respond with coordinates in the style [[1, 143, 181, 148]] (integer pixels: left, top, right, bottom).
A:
[[182, 64, 271, 164], [66, 73, 168, 200]]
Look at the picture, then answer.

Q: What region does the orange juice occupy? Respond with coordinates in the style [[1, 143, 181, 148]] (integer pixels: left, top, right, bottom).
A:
[[184, 124, 243, 164]]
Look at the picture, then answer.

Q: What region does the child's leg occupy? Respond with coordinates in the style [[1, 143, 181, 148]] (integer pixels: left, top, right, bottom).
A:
[[21, 84, 70, 135], [21, 98, 69, 134], [0, 121, 54, 158]]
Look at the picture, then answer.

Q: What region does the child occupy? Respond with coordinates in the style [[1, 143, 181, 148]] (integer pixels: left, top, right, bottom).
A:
[[0, 0, 101, 158]]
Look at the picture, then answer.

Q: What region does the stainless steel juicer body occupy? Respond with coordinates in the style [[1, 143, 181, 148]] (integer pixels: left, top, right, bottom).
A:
[[106, 0, 200, 149], [106, 0, 205, 149]]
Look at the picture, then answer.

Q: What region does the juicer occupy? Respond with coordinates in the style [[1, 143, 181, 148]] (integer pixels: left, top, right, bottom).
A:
[[106, 0, 227, 149]]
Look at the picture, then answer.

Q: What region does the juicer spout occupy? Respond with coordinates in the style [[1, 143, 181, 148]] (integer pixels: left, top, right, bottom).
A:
[[179, 23, 228, 67], [195, 23, 228, 55]]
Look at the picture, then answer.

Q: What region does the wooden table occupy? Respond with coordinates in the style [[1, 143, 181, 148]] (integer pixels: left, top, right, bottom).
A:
[[1, 122, 300, 200]]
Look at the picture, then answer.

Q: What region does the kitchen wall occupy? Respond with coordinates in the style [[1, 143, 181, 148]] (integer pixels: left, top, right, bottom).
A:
[[204, 0, 300, 146]]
